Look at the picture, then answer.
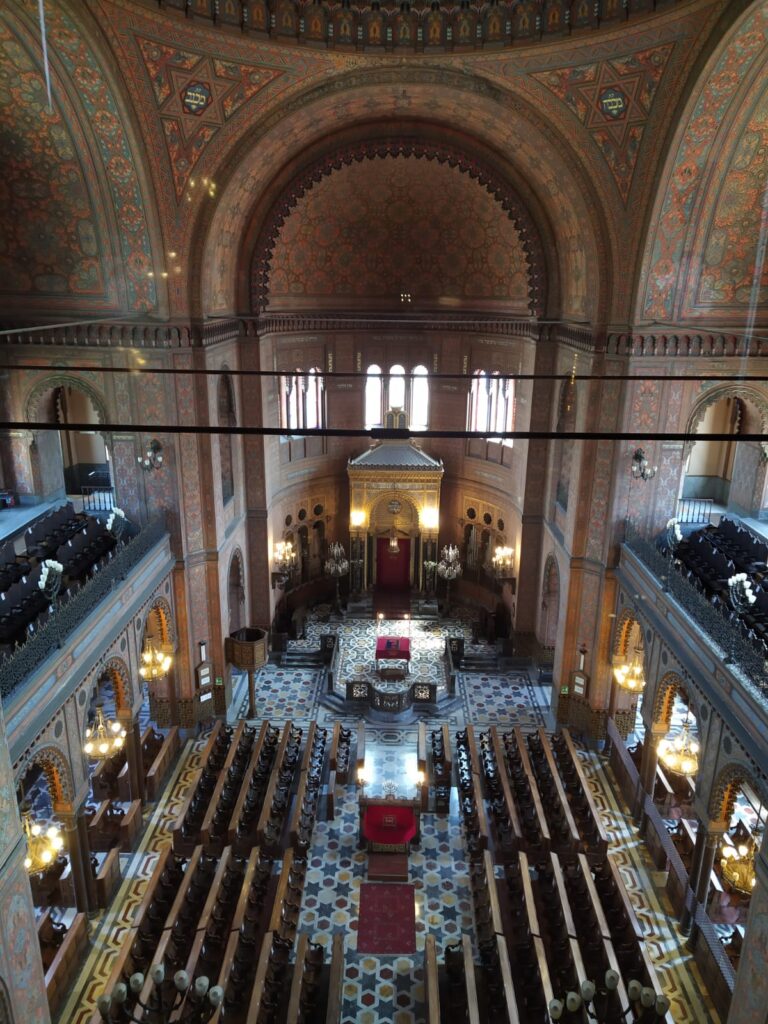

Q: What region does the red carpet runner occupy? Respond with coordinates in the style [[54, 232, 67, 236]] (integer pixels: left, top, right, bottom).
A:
[[357, 882, 416, 954]]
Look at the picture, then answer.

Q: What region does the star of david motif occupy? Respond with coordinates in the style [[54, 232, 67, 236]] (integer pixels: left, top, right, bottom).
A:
[[532, 43, 674, 203], [136, 37, 284, 198]]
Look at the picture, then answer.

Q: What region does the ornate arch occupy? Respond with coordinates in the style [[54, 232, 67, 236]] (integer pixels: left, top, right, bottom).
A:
[[24, 374, 109, 427], [101, 656, 132, 711], [369, 490, 420, 534], [612, 608, 643, 660], [14, 743, 75, 806], [684, 384, 768, 459], [141, 596, 177, 649], [540, 553, 560, 650], [252, 141, 546, 314], [709, 760, 768, 824], [650, 670, 697, 729]]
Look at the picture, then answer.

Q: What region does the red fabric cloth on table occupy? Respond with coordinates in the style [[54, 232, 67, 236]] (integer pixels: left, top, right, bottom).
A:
[[375, 637, 411, 661], [363, 804, 417, 846]]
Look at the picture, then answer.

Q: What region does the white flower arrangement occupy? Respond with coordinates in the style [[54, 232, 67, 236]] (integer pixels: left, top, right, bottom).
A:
[[665, 518, 683, 544], [106, 506, 126, 532], [38, 559, 63, 590]]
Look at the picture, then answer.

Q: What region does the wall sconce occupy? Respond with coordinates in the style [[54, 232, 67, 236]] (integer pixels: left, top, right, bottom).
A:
[[631, 447, 657, 481], [350, 509, 366, 529], [271, 540, 297, 589], [492, 545, 515, 580], [138, 439, 163, 471]]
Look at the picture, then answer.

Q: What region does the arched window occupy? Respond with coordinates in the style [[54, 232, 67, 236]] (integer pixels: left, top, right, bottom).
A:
[[282, 367, 324, 430], [411, 365, 429, 430], [468, 370, 514, 446], [365, 364, 382, 429], [389, 364, 406, 411]]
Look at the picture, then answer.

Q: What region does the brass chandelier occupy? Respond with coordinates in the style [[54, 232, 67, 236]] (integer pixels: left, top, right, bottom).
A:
[[21, 802, 64, 874], [84, 703, 127, 760], [614, 637, 645, 693], [657, 715, 699, 778], [140, 639, 173, 681], [721, 834, 758, 896]]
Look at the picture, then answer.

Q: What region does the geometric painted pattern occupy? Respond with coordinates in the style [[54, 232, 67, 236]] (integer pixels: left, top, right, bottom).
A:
[[135, 37, 282, 198], [532, 44, 674, 202]]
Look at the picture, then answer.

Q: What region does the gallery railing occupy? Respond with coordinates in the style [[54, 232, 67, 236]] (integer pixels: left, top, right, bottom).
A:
[[623, 521, 768, 704], [0, 518, 168, 699]]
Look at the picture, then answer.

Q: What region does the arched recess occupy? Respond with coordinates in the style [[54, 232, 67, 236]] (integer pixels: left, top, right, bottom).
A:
[[612, 608, 643, 661], [251, 142, 545, 315], [88, 657, 133, 716], [539, 554, 560, 651], [14, 743, 75, 809], [228, 549, 246, 634], [24, 374, 112, 501], [193, 70, 611, 321], [709, 761, 768, 825], [141, 597, 177, 650], [651, 670, 699, 730], [684, 385, 768, 461]]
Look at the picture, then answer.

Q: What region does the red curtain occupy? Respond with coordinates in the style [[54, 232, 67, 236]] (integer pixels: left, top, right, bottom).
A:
[[376, 537, 410, 588]]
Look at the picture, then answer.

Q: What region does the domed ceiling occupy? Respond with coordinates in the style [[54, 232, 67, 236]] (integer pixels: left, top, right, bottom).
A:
[[260, 154, 533, 312]]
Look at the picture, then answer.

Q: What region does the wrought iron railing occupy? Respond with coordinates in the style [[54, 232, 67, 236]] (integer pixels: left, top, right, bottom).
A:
[[0, 519, 168, 700], [677, 497, 714, 525], [623, 522, 768, 704], [81, 485, 115, 512]]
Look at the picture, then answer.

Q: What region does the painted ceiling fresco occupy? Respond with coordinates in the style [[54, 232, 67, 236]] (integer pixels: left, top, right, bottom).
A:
[[643, 2, 768, 322], [264, 155, 531, 310], [0, 3, 156, 312]]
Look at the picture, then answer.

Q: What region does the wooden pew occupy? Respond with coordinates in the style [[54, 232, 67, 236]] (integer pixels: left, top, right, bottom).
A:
[[491, 934, 522, 1024], [328, 722, 341, 771], [172, 769, 202, 855], [324, 769, 336, 821], [226, 721, 272, 846], [417, 722, 428, 810], [577, 853, 613, 941], [557, 729, 609, 859], [119, 799, 142, 851], [602, 855, 645, 942], [133, 846, 174, 931], [482, 849, 505, 937], [423, 934, 440, 1024], [200, 722, 247, 849], [325, 932, 345, 1024], [534, 729, 582, 853], [95, 847, 121, 908], [518, 851, 541, 938], [512, 728, 551, 856], [256, 721, 297, 848], [87, 928, 140, 1023], [242, 930, 276, 1022], [145, 725, 181, 801], [39, 910, 89, 1017], [463, 725, 482, 778], [470, 773, 490, 850], [268, 849, 297, 935], [490, 727, 524, 856], [285, 933, 311, 1024], [299, 722, 318, 774]]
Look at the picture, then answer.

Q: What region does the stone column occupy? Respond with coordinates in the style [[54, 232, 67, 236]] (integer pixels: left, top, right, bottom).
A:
[[58, 810, 91, 916], [77, 808, 98, 913], [728, 839, 768, 1024], [684, 819, 727, 939], [119, 711, 145, 804], [635, 722, 667, 823]]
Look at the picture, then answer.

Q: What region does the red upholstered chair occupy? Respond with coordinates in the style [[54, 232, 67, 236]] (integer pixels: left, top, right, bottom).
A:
[[360, 800, 420, 853]]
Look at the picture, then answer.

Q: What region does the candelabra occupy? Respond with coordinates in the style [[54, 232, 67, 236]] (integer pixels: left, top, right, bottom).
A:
[[631, 448, 657, 481], [37, 559, 63, 601], [436, 544, 462, 615], [728, 572, 757, 615], [664, 517, 683, 553], [721, 831, 759, 896], [423, 559, 437, 597], [137, 439, 164, 471], [324, 542, 349, 615], [548, 972, 670, 1022], [97, 964, 224, 1023], [614, 636, 646, 693]]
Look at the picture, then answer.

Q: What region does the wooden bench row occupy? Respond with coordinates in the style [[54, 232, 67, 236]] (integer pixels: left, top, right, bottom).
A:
[[38, 910, 89, 1018], [86, 798, 142, 853]]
